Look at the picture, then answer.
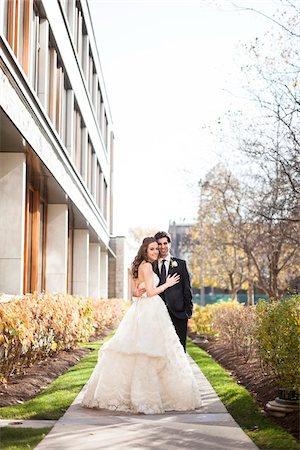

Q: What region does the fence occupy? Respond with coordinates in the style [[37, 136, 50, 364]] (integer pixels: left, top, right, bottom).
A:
[[193, 293, 268, 305]]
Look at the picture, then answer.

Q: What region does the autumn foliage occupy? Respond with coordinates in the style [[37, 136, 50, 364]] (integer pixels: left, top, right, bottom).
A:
[[0, 293, 125, 383], [190, 295, 300, 390]]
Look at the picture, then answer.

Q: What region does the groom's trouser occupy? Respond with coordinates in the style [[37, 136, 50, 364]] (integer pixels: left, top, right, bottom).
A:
[[168, 311, 188, 352]]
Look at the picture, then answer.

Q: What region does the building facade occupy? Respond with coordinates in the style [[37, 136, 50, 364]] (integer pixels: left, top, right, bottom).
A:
[[168, 221, 193, 261], [0, 0, 116, 297]]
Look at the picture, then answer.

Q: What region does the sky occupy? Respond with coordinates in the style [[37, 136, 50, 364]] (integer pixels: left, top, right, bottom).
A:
[[88, 0, 283, 237]]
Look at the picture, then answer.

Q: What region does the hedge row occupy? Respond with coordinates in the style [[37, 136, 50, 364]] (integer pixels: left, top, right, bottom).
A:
[[0, 293, 125, 383], [189, 294, 300, 391]]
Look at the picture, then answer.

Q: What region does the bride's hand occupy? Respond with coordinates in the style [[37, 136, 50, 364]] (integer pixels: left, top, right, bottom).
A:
[[165, 273, 180, 288]]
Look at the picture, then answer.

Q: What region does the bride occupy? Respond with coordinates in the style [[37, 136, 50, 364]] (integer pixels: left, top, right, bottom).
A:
[[81, 237, 202, 414]]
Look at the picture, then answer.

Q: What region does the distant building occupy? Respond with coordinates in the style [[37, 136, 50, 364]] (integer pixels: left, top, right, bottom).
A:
[[168, 221, 193, 260], [108, 236, 130, 300], [0, 0, 119, 298]]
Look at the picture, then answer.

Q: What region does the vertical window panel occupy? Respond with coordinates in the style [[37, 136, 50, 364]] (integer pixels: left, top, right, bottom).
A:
[[77, 9, 82, 63], [66, 88, 74, 156], [88, 57, 93, 94], [61, 73, 67, 144], [7, 0, 16, 48], [87, 140, 92, 192], [91, 150, 97, 198], [56, 66, 62, 134], [37, 200, 46, 292], [13, 0, 20, 56], [48, 47, 57, 126], [82, 35, 89, 81], [22, 0, 32, 75], [29, 6, 39, 91], [103, 179, 108, 220], [24, 188, 33, 293], [97, 87, 101, 127]]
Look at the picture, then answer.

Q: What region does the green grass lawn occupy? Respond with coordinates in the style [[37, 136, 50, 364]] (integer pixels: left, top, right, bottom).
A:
[[0, 427, 51, 450], [0, 340, 105, 450], [1, 335, 298, 450], [187, 339, 299, 450], [0, 340, 104, 420]]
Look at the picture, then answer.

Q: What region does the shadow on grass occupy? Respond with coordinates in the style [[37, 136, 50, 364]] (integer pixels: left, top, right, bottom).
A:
[[1, 427, 51, 450]]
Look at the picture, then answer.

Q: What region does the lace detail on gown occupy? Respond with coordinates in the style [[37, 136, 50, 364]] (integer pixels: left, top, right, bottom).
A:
[[81, 273, 201, 414]]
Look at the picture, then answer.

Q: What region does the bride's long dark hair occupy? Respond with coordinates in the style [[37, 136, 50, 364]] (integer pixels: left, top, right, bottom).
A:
[[131, 237, 156, 279]]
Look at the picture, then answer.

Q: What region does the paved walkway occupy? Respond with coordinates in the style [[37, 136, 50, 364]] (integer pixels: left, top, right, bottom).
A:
[[30, 356, 259, 450]]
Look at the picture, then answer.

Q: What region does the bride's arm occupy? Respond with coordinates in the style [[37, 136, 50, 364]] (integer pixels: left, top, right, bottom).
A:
[[140, 263, 179, 297]]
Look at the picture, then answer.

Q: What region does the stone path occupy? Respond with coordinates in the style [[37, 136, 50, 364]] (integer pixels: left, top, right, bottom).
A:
[[30, 357, 259, 450]]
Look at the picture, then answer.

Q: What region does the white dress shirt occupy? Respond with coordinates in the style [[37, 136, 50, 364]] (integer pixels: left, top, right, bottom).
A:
[[158, 254, 171, 275]]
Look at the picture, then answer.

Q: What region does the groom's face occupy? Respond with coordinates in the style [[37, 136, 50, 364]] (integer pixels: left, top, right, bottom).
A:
[[157, 237, 171, 258]]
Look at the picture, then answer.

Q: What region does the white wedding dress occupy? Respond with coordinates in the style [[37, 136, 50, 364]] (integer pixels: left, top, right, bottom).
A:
[[81, 273, 202, 414]]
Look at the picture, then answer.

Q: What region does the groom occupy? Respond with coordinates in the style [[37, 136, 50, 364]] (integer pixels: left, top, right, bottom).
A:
[[153, 231, 193, 351]]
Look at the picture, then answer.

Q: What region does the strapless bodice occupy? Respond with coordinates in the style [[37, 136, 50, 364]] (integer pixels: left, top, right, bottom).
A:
[[137, 273, 159, 298]]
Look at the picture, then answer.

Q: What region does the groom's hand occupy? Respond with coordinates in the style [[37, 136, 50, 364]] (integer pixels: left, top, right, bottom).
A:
[[132, 287, 146, 297]]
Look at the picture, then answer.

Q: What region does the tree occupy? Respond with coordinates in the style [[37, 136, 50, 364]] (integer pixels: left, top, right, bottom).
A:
[[191, 164, 300, 301], [239, 0, 300, 220], [191, 165, 249, 301]]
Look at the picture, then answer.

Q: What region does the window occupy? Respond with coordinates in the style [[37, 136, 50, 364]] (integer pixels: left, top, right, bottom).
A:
[[88, 54, 94, 95], [86, 139, 93, 193], [56, 65, 62, 134], [60, 73, 68, 144], [37, 200, 47, 292], [73, 103, 82, 173], [96, 163, 103, 210], [103, 112, 108, 149], [103, 179, 108, 220], [29, 4, 40, 91], [91, 149, 97, 198], [24, 186, 47, 293], [67, 210, 74, 294], [6, 0, 33, 76], [48, 45, 57, 126]]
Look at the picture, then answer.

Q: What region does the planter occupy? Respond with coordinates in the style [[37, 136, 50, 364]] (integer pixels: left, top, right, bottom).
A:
[[278, 388, 299, 402]]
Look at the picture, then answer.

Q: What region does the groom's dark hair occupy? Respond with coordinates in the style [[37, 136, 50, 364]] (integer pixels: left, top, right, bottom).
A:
[[154, 231, 172, 243]]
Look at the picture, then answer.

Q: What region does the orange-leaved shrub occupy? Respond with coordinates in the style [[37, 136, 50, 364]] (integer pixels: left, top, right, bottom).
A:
[[0, 293, 125, 383], [189, 304, 218, 336], [212, 302, 256, 362], [91, 298, 126, 334], [190, 300, 257, 362]]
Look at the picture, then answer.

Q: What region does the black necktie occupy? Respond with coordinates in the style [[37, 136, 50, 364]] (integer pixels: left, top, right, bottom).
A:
[[160, 260, 167, 284]]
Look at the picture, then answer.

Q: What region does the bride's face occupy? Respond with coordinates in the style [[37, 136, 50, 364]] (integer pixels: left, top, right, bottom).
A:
[[146, 242, 159, 262]]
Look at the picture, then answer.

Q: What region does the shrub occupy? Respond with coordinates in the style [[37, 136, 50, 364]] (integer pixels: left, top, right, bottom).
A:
[[255, 294, 300, 391], [190, 300, 257, 362], [0, 293, 125, 383], [213, 302, 257, 362], [189, 304, 218, 336]]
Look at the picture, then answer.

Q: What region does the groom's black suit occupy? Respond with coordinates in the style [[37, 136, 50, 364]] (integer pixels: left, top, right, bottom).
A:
[[154, 257, 193, 350]]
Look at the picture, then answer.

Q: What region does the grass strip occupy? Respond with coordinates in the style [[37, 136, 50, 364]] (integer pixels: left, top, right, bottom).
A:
[[0, 339, 106, 421], [187, 339, 299, 450], [0, 427, 51, 450]]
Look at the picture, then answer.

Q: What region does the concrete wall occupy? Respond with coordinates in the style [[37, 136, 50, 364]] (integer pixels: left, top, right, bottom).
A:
[[108, 236, 129, 299], [45, 204, 68, 293], [0, 153, 26, 294]]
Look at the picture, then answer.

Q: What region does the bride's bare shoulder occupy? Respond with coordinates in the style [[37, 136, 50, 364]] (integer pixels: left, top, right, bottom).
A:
[[138, 261, 152, 274]]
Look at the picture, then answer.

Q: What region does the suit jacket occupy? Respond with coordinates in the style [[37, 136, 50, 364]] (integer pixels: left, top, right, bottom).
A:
[[153, 257, 193, 320]]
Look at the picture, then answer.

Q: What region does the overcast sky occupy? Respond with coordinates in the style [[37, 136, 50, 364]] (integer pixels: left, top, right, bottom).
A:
[[89, 0, 282, 236]]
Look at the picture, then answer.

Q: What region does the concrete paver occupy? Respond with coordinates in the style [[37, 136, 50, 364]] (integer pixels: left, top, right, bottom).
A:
[[35, 357, 258, 449], [0, 419, 56, 428]]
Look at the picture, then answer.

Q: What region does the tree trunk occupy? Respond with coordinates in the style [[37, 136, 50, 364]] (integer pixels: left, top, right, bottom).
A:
[[247, 279, 254, 306], [247, 258, 254, 306], [232, 290, 238, 301]]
